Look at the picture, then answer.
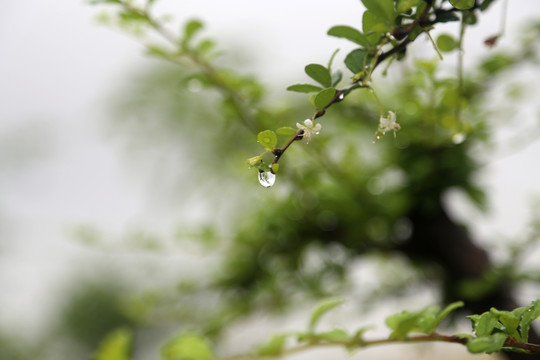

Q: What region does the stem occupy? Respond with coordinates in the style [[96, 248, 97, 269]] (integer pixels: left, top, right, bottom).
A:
[[272, 0, 434, 168], [221, 332, 540, 360], [370, 87, 385, 116], [270, 130, 304, 172], [426, 29, 444, 60], [456, 14, 467, 128], [117, 0, 257, 132]]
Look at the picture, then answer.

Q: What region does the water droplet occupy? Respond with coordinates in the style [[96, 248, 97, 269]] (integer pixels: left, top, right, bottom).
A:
[[187, 78, 203, 93], [452, 133, 466, 144], [258, 170, 276, 187], [338, 93, 345, 101]]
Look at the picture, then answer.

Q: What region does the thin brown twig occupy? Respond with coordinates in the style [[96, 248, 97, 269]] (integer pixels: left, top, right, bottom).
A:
[[220, 332, 540, 360], [271, 0, 435, 170]]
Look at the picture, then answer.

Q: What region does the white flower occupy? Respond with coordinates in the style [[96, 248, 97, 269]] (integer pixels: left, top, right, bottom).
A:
[[296, 119, 322, 143], [378, 111, 400, 136]]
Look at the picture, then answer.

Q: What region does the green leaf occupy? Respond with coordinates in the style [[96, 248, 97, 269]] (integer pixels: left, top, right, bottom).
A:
[[94, 328, 133, 360], [313, 88, 337, 110], [466, 333, 508, 354], [467, 311, 498, 337], [119, 10, 149, 23], [331, 71, 343, 87], [344, 49, 370, 74], [308, 298, 344, 332], [519, 299, 540, 343], [146, 45, 172, 60], [396, 0, 421, 13], [314, 329, 350, 342], [434, 301, 464, 327], [327, 26, 371, 48], [362, 11, 389, 45], [196, 39, 216, 57], [161, 334, 214, 360], [436, 34, 457, 52], [480, 0, 497, 11], [448, 0, 475, 10], [414, 306, 440, 334], [276, 127, 297, 135], [286, 84, 323, 93], [182, 20, 204, 47], [256, 335, 287, 356], [361, 0, 395, 24], [435, 11, 460, 23], [327, 48, 340, 73], [386, 310, 424, 340], [185, 20, 203, 39], [304, 64, 332, 88], [257, 130, 278, 149], [490, 308, 521, 340]]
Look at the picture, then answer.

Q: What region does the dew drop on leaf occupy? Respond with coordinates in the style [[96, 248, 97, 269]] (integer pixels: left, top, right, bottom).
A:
[[258, 170, 276, 187], [187, 78, 203, 92], [452, 133, 466, 144]]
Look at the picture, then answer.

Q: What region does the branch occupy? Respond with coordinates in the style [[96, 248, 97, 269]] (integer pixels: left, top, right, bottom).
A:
[[269, 0, 435, 172], [221, 332, 540, 360], [115, 0, 258, 132]]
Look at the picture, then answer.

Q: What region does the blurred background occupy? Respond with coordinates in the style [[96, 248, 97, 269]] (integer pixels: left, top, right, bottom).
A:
[[1, 0, 540, 359]]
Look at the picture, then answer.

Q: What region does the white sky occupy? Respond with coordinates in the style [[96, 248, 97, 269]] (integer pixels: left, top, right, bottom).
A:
[[1, 0, 540, 337]]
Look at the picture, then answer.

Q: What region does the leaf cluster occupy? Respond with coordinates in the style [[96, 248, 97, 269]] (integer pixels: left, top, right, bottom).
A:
[[465, 299, 540, 353]]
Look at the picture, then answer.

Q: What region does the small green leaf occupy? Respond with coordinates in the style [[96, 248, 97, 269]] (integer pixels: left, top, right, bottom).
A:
[[467, 311, 498, 337], [480, 0, 497, 11], [309, 93, 317, 108], [490, 308, 521, 340], [327, 25, 371, 48], [146, 45, 172, 60], [286, 84, 323, 93], [386, 310, 423, 340], [331, 71, 343, 87], [308, 298, 344, 332], [305, 64, 332, 88], [256, 335, 287, 356], [362, 10, 390, 35], [327, 48, 340, 73], [247, 155, 263, 167], [196, 39, 216, 57], [257, 130, 278, 149], [182, 20, 204, 47], [119, 10, 149, 23], [94, 328, 133, 360], [276, 127, 297, 135], [313, 88, 337, 110], [185, 20, 203, 39], [519, 299, 540, 343], [396, 0, 421, 13], [434, 301, 464, 327], [466, 333, 508, 354], [344, 49, 370, 74], [414, 306, 440, 334], [314, 329, 350, 342], [161, 334, 214, 360], [449, 0, 475, 10], [271, 163, 279, 173], [361, 0, 395, 23], [436, 34, 458, 52]]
